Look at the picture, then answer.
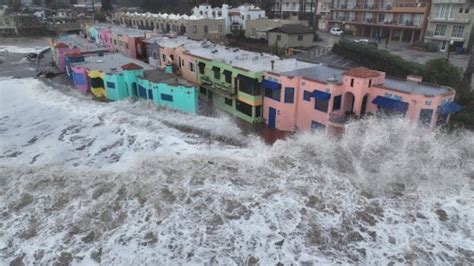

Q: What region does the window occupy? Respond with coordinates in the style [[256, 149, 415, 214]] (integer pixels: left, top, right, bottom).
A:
[[315, 99, 329, 113], [147, 89, 153, 100], [350, 78, 354, 87], [204, 25, 209, 34], [224, 70, 232, 83], [452, 24, 464, 38], [189, 62, 195, 72], [419, 109, 433, 126], [303, 90, 311, 101], [238, 76, 261, 96], [369, 79, 372, 87], [333, 95, 342, 111], [434, 24, 447, 36], [162, 54, 166, 61], [277, 34, 281, 41], [170, 55, 174, 61], [200, 87, 207, 95], [106, 81, 115, 89], [284, 87, 294, 103], [218, 25, 222, 32], [255, 105, 261, 117], [152, 52, 158, 60], [124, 43, 129, 49], [236, 100, 253, 117], [265, 87, 281, 101], [213, 67, 221, 79], [225, 97, 233, 106], [131, 82, 137, 96], [161, 94, 173, 102], [90, 77, 104, 88], [297, 35, 303, 41], [192, 25, 197, 33], [198, 62, 205, 74]]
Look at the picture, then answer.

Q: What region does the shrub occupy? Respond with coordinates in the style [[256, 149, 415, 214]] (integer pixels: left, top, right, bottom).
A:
[[332, 39, 426, 77]]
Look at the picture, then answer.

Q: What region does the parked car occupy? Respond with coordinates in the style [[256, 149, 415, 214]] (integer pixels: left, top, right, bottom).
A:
[[330, 28, 344, 36], [354, 38, 378, 47]]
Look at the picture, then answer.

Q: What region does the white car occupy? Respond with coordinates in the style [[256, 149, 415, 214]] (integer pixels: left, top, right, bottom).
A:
[[354, 38, 369, 43], [330, 28, 344, 36]]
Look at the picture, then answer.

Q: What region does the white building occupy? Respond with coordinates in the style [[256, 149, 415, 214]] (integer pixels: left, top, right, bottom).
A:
[[192, 4, 266, 34]]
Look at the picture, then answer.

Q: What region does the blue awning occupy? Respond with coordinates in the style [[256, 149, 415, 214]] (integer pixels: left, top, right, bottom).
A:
[[372, 96, 409, 112], [261, 79, 281, 90], [312, 90, 331, 100], [439, 102, 461, 115]]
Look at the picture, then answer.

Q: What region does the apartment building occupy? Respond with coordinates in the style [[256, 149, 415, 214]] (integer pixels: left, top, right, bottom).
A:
[[273, 0, 317, 19], [115, 12, 225, 42], [424, 0, 473, 52], [192, 4, 265, 34], [325, 0, 431, 43]]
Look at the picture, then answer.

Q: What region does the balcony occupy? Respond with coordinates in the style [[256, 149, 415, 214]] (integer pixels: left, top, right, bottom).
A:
[[199, 75, 236, 97]]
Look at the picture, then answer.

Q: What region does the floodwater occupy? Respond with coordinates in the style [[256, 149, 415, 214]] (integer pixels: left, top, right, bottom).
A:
[[0, 39, 473, 265]]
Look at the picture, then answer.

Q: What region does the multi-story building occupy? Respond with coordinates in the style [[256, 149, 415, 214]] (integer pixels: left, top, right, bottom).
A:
[[114, 12, 226, 42], [192, 4, 265, 34], [262, 66, 460, 133], [273, 0, 317, 19], [0, 14, 44, 36], [424, 0, 473, 52], [325, 0, 431, 43]]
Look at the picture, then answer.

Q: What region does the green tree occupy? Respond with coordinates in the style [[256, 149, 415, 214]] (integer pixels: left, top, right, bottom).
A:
[[423, 58, 462, 89]]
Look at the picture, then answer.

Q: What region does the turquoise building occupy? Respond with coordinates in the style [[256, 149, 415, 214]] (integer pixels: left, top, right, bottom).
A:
[[103, 63, 198, 114]]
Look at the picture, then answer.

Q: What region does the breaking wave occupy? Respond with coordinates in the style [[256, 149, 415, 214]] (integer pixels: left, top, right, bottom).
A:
[[0, 78, 473, 265]]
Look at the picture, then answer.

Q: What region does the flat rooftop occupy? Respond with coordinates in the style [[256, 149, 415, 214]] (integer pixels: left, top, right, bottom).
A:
[[142, 69, 194, 87], [70, 53, 153, 73], [153, 37, 314, 73], [58, 34, 107, 52], [91, 24, 150, 37], [279, 64, 344, 83], [383, 78, 450, 96], [279, 64, 451, 96]]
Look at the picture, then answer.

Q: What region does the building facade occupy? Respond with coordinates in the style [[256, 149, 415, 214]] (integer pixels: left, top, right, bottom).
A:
[[114, 12, 225, 41], [244, 18, 308, 39], [192, 4, 265, 34], [262, 66, 459, 133], [424, 0, 473, 52], [325, 0, 431, 43], [267, 24, 315, 48]]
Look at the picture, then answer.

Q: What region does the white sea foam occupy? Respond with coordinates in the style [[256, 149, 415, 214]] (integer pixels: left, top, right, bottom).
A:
[[0, 45, 49, 54], [0, 78, 473, 265]]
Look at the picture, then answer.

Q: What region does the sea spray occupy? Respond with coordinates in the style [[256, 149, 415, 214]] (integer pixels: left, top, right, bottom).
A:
[[0, 78, 473, 265]]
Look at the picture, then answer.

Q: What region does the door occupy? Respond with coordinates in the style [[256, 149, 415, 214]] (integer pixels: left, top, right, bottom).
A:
[[268, 107, 276, 129]]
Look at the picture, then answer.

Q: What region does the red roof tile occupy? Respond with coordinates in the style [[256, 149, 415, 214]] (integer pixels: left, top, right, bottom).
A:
[[121, 63, 144, 71], [343, 67, 380, 78], [54, 42, 69, 48]]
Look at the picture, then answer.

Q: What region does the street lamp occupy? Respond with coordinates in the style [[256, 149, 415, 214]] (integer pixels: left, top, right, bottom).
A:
[[446, 40, 454, 62]]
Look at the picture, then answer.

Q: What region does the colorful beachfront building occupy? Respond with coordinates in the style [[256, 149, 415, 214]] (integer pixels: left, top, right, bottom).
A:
[[51, 34, 109, 73], [262, 66, 460, 132], [69, 53, 198, 113], [150, 37, 313, 123], [70, 53, 152, 97], [83, 24, 151, 60]]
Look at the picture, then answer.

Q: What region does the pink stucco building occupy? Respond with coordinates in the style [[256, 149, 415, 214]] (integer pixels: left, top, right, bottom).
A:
[[262, 66, 460, 132]]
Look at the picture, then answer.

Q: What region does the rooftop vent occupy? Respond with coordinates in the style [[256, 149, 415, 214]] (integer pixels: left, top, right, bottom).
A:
[[97, 59, 104, 63], [212, 49, 218, 53], [233, 48, 239, 52]]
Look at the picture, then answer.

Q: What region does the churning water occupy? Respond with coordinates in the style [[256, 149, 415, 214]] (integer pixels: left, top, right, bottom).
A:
[[0, 78, 473, 265]]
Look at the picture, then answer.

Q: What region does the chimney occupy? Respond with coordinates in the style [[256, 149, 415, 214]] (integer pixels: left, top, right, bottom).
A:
[[407, 75, 422, 82], [271, 60, 274, 71]]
